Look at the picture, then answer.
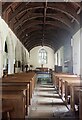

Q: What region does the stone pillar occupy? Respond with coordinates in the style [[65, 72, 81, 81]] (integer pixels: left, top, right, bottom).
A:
[[8, 43, 14, 74], [8, 52, 14, 74], [55, 53, 57, 65], [58, 50, 61, 66]]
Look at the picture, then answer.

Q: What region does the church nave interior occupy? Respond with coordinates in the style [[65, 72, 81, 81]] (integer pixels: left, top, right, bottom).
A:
[[0, 1, 82, 120]]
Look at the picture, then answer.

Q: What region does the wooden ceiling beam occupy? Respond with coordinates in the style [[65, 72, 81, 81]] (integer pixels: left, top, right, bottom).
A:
[[22, 32, 59, 46], [16, 26, 42, 39], [22, 28, 60, 42], [27, 43, 56, 52], [26, 39, 57, 52], [13, 13, 72, 31], [8, 2, 43, 21], [25, 39, 56, 50], [2, 2, 12, 12], [43, 0, 47, 42], [21, 30, 58, 42], [70, 2, 81, 8], [44, 1, 47, 25], [48, 2, 80, 24], [26, 43, 41, 52], [16, 20, 72, 38], [6, 2, 80, 24], [24, 35, 59, 47]]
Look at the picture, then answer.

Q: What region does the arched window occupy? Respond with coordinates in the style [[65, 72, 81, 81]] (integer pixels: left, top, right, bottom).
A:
[[5, 42, 8, 53], [39, 48, 47, 64]]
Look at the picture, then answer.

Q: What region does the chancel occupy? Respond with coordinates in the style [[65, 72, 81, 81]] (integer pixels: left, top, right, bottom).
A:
[[0, 1, 82, 120]]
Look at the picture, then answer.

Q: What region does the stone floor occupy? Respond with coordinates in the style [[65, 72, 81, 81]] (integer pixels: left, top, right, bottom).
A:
[[27, 83, 79, 120]]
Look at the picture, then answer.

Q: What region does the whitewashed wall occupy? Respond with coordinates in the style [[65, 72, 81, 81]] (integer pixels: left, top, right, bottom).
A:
[[72, 30, 80, 75], [0, 17, 29, 76], [60, 47, 64, 71], [29, 46, 55, 69], [54, 46, 64, 67]]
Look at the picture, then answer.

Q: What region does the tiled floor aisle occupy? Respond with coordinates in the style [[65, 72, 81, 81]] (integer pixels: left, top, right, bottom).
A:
[[27, 83, 71, 119]]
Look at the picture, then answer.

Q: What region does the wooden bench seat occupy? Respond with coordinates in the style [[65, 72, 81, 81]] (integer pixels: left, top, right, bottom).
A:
[[1, 85, 29, 115], [54, 76, 81, 105], [53, 72, 80, 97], [52, 72, 79, 90], [2, 72, 36, 101], [53, 72, 82, 120], [0, 92, 25, 119], [68, 83, 82, 110], [0, 100, 13, 120], [3, 72, 36, 98], [70, 87, 82, 120], [0, 72, 36, 119], [64, 80, 81, 103]]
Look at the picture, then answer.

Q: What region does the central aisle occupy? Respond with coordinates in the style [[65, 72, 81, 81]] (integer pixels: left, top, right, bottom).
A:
[[27, 83, 72, 119]]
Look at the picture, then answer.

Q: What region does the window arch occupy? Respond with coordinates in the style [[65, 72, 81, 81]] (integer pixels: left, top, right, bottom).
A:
[[5, 41, 8, 53], [39, 48, 47, 64]]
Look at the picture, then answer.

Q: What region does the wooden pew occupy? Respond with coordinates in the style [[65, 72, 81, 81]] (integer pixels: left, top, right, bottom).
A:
[[2, 72, 36, 105], [0, 92, 25, 119], [0, 84, 28, 118], [58, 78, 82, 114], [54, 73, 78, 78], [1, 85, 29, 115], [1, 72, 36, 119], [64, 79, 81, 104], [2, 77, 31, 104], [70, 84, 82, 111], [52, 72, 80, 97], [55, 74, 79, 96], [53, 73, 82, 119], [7, 72, 36, 98], [59, 78, 80, 102], [52, 72, 79, 89], [69, 87, 82, 120], [52, 73, 80, 101], [0, 99, 13, 120]]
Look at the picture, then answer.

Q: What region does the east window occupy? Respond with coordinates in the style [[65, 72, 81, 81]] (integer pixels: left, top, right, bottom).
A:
[[39, 48, 47, 64]]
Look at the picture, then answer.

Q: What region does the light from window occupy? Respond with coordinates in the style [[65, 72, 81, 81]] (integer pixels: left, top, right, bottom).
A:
[[39, 48, 47, 64]]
